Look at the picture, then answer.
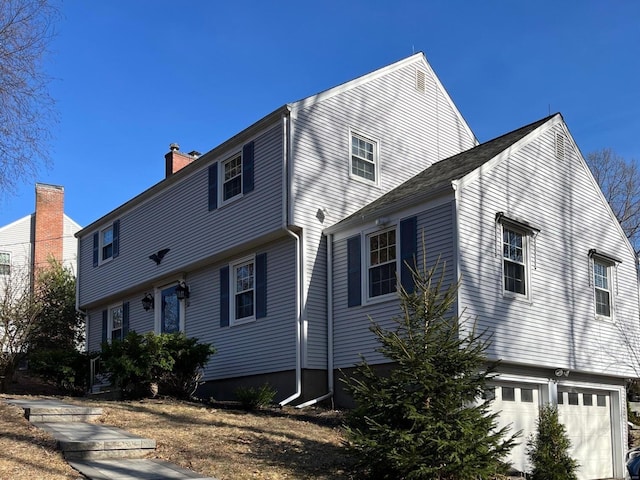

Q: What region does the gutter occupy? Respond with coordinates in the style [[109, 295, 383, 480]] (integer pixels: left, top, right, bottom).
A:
[[279, 110, 304, 407]]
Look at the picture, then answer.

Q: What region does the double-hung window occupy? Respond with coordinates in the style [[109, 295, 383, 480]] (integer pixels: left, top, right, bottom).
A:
[[234, 258, 255, 322], [589, 250, 619, 319], [350, 132, 378, 184], [110, 304, 123, 341], [502, 227, 526, 295], [93, 219, 120, 266], [497, 213, 538, 300], [0, 252, 10, 275], [367, 228, 397, 299], [593, 260, 611, 317], [222, 153, 242, 202]]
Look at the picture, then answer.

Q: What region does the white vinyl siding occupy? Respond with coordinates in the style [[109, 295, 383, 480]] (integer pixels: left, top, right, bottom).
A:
[[332, 201, 455, 368], [456, 121, 639, 377], [77, 123, 283, 307]]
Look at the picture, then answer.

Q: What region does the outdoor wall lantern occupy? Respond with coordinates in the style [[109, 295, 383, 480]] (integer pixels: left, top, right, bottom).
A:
[[176, 281, 190, 301], [142, 293, 154, 311]]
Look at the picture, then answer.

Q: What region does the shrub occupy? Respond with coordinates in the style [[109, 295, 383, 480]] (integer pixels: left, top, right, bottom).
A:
[[100, 331, 215, 399], [235, 383, 277, 410], [342, 256, 517, 479], [526, 404, 579, 480], [158, 332, 216, 398], [28, 348, 95, 395]]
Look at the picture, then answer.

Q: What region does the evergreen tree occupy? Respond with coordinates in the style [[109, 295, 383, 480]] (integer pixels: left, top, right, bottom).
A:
[[526, 404, 579, 480], [342, 258, 518, 479]]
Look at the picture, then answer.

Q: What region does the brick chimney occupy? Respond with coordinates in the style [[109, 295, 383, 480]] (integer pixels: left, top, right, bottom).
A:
[[33, 183, 64, 272], [165, 143, 200, 177]]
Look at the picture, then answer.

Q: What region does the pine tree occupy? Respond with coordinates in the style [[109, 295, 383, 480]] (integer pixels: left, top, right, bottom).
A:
[[526, 404, 579, 480], [342, 257, 518, 479]]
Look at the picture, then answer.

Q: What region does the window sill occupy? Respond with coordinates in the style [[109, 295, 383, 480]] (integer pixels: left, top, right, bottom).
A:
[[363, 293, 397, 306], [230, 316, 256, 327]]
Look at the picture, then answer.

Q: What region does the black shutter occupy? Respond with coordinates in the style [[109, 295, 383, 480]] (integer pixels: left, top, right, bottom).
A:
[[122, 302, 129, 338], [93, 232, 99, 267], [208, 163, 218, 211], [255, 253, 267, 318], [347, 235, 362, 307], [112, 220, 120, 258], [220, 266, 229, 327], [242, 141, 254, 194], [101, 310, 108, 344], [400, 216, 418, 294]]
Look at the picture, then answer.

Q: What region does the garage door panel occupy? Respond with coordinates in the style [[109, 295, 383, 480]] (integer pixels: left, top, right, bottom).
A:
[[558, 390, 613, 480]]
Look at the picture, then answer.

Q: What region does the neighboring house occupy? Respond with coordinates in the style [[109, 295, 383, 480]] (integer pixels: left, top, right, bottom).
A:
[[325, 113, 639, 479], [0, 183, 81, 291], [76, 53, 638, 479]]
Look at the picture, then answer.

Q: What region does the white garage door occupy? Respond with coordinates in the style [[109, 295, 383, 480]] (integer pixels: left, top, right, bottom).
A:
[[490, 383, 540, 474], [557, 390, 613, 480]]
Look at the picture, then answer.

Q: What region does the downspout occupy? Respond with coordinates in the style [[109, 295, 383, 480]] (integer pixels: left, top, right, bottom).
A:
[[279, 110, 304, 407], [296, 232, 333, 408], [74, 233, 88, 353]]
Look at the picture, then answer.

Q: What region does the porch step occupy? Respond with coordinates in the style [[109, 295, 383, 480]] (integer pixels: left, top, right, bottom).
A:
[[5, 398, 103, 423], [36, 422, 156, 460]]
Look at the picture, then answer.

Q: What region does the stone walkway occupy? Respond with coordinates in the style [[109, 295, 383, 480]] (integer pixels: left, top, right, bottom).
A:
[[3, 398, 217, 480]]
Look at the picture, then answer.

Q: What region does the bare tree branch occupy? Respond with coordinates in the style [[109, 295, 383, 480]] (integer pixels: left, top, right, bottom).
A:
[[586, 148, 640, 255], [0, 0, 59, 195]]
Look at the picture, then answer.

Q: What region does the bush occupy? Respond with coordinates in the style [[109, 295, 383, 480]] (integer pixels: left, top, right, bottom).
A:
[[101, 331, 215, 399], [29, 348, 95, 395], [342, 257, 517, 479], [158, 333, 216, 398], [526, 404, 579, 480], [235, 383, 276, 410]]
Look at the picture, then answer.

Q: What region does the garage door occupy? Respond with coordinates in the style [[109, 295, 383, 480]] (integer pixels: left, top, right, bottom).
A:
[[557, 390, 613, 479], [490, 383, 540, 474]]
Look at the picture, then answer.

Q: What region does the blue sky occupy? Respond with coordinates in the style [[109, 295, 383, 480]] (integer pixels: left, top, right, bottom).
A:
[[1, 0, 639, 228]]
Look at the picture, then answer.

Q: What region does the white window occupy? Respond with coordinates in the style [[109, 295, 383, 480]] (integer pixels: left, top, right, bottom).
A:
[[0, 252, 10, 275], [594, 260, 611, 317], [502, 227, 527, 296], [367, 227, 397, 299], [109, 304, 123, 341], [233, 257, 255, 324], [101, 225, 114, 261], [350, 132, 378, 184], [222, 153, 242, 202], [496, 213, 538, 300]]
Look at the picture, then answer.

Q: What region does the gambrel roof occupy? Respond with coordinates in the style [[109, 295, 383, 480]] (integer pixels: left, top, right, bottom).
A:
[[326, 113, 557, 232]]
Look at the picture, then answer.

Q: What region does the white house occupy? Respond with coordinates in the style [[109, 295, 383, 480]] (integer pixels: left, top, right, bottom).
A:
[[76, 53, 638, 479]]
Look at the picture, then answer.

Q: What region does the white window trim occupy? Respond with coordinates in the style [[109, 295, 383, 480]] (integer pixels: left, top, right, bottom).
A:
[[219, 151, 244, 206], [230, 254, 257, 326], [108, 303, 123, 342], [153, 281, 187, 334], [99, 225, 115, 265], [589, 251, 619, 321], [363, 223, 399, 305], [496, 213, 538, 303], [0, 251, 10, 276], [349, 129, 380, 187]]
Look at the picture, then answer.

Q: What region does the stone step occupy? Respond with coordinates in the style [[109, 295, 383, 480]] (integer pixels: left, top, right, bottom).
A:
[[36, 422, 156, 460], [68, 459, 219, 480], [5, 398, 103, 422]]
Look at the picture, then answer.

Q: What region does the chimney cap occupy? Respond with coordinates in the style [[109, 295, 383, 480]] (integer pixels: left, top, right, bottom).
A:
[[169, 143, 180, 152]]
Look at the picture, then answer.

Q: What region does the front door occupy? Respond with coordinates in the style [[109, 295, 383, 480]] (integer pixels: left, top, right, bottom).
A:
[[161, 285, 180, 333]]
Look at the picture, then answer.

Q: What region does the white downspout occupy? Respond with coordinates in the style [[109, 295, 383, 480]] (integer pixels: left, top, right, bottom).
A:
[[296, 232, 334, 408], [279, 110, 303, 407], [74, 234, 88, 352]]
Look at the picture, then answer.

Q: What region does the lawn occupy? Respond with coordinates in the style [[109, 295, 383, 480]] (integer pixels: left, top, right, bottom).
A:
[[0, 394, 356, 480]]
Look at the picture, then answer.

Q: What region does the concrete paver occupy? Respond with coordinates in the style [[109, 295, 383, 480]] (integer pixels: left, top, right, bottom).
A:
[[3, 398, 218, 480], [68, 459, 216, 480]]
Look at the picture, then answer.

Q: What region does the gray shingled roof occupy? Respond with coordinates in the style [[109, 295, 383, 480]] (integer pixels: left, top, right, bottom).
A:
[[329, 114, 558, 230]]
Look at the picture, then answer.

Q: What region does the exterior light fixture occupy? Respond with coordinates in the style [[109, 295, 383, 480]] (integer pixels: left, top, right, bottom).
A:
[[142, 293, 154, 311], [176, 281, 190, 301]]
